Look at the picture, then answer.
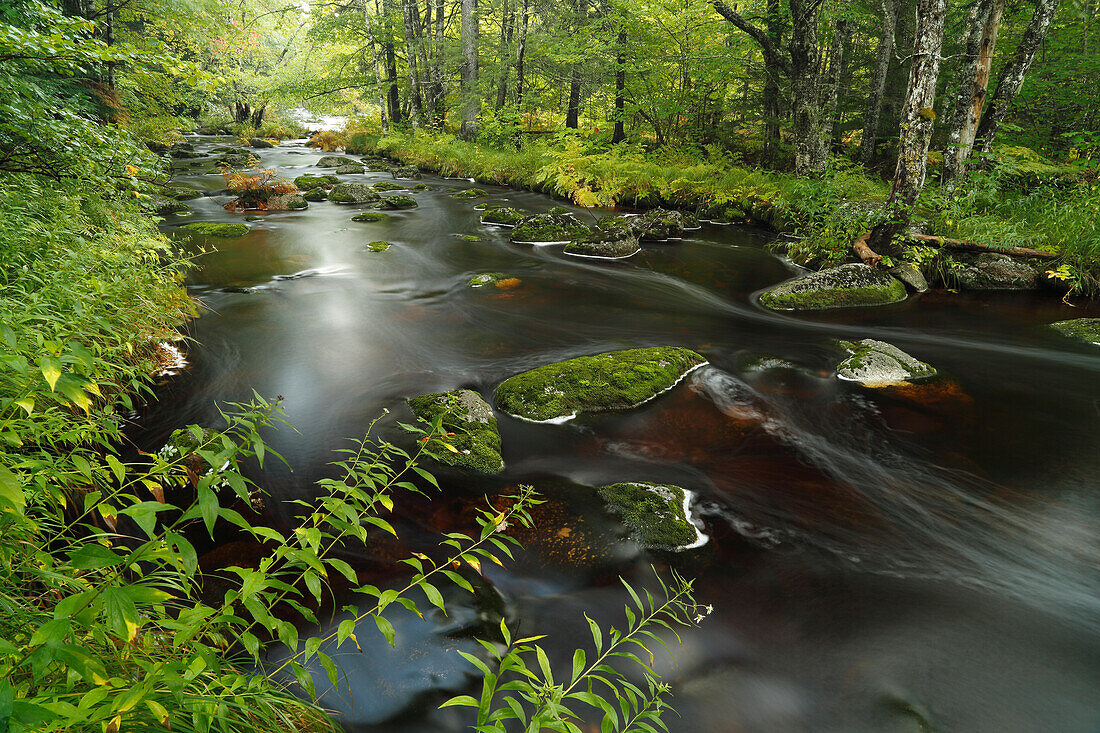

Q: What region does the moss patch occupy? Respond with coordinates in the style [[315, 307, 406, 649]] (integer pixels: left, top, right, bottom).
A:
[[376, 194, 418, 210], [352, 211, 390, 222], [335, 163, 366, 174], [390, 164, 421, 179], [510, 212, 591, 244], [180, 222, 249, 237], [316, 155, 357, 167], [372, 181, 405, 191], [407, 389, 504, 474], [468, 272, 507, 287], [1049, 318, 1100, 345], [459, 234, 481, 242], [481, 207, 526, 226], [597, 482, 697, 550], [495, 346, 706, 422], [366, 240, 391, 252], [452, 187, 488, 199], [835, 339, 936, 386], [328, 183, 381, 204], [564, 228, 639, 259], [303, 188, 328, 202], [760, 263, 907, 311]]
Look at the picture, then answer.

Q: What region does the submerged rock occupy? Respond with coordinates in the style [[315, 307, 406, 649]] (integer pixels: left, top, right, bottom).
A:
[[835, 339, 936, 387], [407, 389, 504, 474], [564, 227, 639, 259], [390, 164, 421, 179], [759, 263, 907, 310], [452, 188, 488, 199], [480, 207, 526, 227], [458, 234, 481, 242], [1048, 318, 1100, 345], [597, 482, 699, 550], [376, 194, 418, 210], [164, 185, 202, 200], [316, 155, 357, 167], [495, 346, 707, 422], [510, 212, 591, 244], [951, 252, 1039, 290], [366, 240, 391, 252], [372, 181, 405, 191], [352, 211, 390, 222], [468, 272, 518, 288], [335, 163, 365, 174], [328, 183, 381, 204], [294, 174, 340, 190], [179, 222, 249, 237]]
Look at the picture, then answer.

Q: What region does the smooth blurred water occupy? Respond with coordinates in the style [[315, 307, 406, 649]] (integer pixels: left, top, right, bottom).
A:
[[144, 136, 1100, 732]]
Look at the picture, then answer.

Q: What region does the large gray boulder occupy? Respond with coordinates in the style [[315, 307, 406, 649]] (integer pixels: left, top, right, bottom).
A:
[[760, 263, 907, 310], [327, 183, 381, 204], [835, 339, 936, 387], [316, 155, 358, 168], [952, 253, 1039, 290]]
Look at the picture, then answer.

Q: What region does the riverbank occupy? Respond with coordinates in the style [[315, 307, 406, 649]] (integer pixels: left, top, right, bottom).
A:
[[361, 130, 1099, 297]]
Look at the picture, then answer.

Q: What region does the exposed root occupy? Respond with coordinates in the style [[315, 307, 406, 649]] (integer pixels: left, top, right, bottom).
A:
[[851, 230, 1058, 268], [852, 231, 882, 267]]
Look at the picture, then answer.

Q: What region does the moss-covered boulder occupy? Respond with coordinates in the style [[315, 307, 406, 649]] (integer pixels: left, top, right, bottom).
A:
[[410, 183, 435, 192], [214, 152, 259, 169], [468, 272, 511, 287], [630, 208, 699, 241], [835, 339, 936, 387], [352, 211, 390, 222], [335, 163, 365, 174], [510, 212, 591, 244], [1049, 318, 1100, 345], [495, 346, 707, 422], [303, 188, 328, 202], [363, 158, 392, 172], [888, 262, 929, 292], [169, 149, 206, 159], [148, 194, 192, 215], [481, 207, 525, 227], [407, 390, 504, 474], [390, 164, 421, 179], [265, 192, 308, 211], [452, 188, 488, 199], [180, 222, 249, 237], [372, 181, 405, 191], [459, 234, 481, 242], [317, 155, 357, 167], [294, 174, 340, 190], [328, 183, 381, 204], [760, 263, 907, 310], [165, 185, 202, 200], [365, 240, 391, 252], [597, 482, 699, 550], [951, 252, 1039, 290], [249, 138, 274, 148], [376, 194, 418, 210], [564, 228, 639, 259]]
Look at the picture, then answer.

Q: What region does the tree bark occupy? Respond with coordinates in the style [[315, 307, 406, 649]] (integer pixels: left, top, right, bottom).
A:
[[402, 0, 423, 126], [612, 27, 627, 142], [460, 0, 480, 139], [788, 0, 826, 176], [565, 0, 586, 129], [495, 0, 514, 109], [942, 0, 1003, 187], [860, 0, 897, 165], [515, 0, 530, 108], [868, 0, 950, 251], [974, 0, 1060, 154], [763, 0, 782, 157], [381, 0, 402, 124], [363, 0, 389, 134], [819, 19, 851, 155]]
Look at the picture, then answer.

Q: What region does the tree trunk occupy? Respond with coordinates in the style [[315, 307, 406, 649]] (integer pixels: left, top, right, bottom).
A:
[[565, 0, 586, 129], [974, 0, 1060, 154], [496, 0, 513, 108], [429, 0, 445, 126], [402, 0, 423, 126], [515, 0, 530, 107], [364, 0, 390, 135], [788, 0, 825, 176], [868, 0, 950, 251], [381, 0, 402, 124], [943, 0, 1003, 187], [460, 0, 480, 139], [819, 19, 851, 156], [860, 0, 897, 165], [612, 27, 627, 142], [763, 0, 782, 158]]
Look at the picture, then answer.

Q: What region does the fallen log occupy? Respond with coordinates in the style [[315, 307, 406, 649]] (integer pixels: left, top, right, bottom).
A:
[[903, 232, 1057, 260]]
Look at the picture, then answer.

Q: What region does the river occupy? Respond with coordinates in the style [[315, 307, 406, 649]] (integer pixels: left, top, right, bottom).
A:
[[146, 136, 1100, 732]]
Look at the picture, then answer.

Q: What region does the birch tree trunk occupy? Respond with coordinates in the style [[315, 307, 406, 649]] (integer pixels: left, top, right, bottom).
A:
[[974, 0, 1060, 154], [363, 0, 389, 134], [868, 0, 950, 251], [942, 0, 1003, 187], [788, 0, 826, 176], [460, 0, 480, 139], [402, 0, 423, 126], [860, 0, 897, 165]]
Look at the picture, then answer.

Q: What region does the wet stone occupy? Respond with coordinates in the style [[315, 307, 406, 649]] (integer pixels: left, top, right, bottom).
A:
[[328, 183, 381, 204], [835, 339, 937, 387], [406, 389, 504, 474], [597, 482, 699, 550], [1048, 318, 1100, 345], [759, 263, 908, 311]]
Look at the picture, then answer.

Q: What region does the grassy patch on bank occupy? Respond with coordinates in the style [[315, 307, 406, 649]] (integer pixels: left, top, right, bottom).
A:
[[363, 130, 1100, 295]]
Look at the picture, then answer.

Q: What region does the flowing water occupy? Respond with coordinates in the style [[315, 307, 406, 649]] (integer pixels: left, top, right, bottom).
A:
[[146, 137, 1100, 732]]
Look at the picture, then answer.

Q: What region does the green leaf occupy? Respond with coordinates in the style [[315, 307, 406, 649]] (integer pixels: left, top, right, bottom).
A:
[[104, 586, 139, 641], [374, 614, 396, 648], [67, 543, 123, 569], [40, 356, 61, 391], [571, 648, 586, 683], [421, 582, 446, 615], [0, 465, 25, 515], [439, 695, 480, 709]]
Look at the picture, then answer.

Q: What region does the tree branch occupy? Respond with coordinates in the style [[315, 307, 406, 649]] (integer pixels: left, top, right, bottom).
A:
[[712, 1, 790, 75]]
